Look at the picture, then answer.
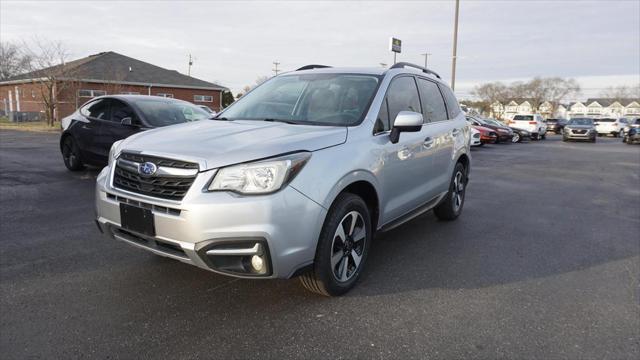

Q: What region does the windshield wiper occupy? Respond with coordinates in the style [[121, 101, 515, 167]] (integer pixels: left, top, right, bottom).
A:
[[212, 116, 229, 121], [262, 118, 301, 125]]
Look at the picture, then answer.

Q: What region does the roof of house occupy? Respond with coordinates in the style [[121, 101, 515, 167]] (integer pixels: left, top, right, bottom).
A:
[[584, 98, 639, 107], [1, 51, 228, 91]]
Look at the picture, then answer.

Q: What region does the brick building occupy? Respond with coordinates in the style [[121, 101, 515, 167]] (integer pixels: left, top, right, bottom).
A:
[[0, 51, 228, 121]]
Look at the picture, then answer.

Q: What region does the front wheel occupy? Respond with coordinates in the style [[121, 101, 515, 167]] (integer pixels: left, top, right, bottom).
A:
[[300, 193, 372, 296], [434, 162, 467, 221]]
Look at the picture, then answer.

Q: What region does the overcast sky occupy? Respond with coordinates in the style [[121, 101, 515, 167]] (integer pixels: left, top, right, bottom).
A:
[[1, 0, 638, 100]]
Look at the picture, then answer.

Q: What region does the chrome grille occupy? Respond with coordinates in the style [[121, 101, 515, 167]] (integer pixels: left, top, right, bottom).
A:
[[113, 153, 198, 201]]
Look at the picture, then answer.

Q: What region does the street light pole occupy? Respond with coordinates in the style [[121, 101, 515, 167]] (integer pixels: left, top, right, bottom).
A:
[[421, 53, 432, 69], [451, 0, 460, 90]]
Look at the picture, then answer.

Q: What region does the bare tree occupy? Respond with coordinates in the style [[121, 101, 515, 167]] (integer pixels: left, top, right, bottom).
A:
[[473, 77, 580, 118], [21, 38, 77, 126], [599, 85, 640, 101], [0, 42, 32, 81], [470, 82, 509, 118]]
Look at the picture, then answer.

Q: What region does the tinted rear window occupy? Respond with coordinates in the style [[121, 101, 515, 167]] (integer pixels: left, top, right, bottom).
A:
[[513, 115, 533, 121]]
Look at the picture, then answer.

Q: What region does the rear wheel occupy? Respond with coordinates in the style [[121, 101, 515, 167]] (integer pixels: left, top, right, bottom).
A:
[[434, 162, 467, 221], [300, 193, 371, 296], [62, 136, 85, 171]]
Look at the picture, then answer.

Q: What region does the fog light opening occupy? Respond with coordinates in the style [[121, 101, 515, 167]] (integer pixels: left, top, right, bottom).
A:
[[251, 254, 264, 272]]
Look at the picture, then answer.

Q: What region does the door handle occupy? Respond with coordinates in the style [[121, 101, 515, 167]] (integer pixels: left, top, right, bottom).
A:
[[423, 137, 434, 148]]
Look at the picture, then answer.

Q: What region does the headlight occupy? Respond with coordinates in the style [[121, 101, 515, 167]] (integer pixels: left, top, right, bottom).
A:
[[108, 140, 123, 167], [208, 152, 311, 195]]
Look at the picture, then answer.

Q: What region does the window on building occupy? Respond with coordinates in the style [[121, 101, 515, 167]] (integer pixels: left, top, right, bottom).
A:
[[416, 79, 447, 123], [156, 93, 174, 98], [194, 95, 213, 102], [78, 89, 107, 98], [120, 91, 140, 95]]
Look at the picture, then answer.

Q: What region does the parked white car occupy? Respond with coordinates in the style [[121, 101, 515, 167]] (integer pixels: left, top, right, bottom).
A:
[[470, 127, 482, 146], [508, 114, 547, 140], [595, 118, 627, 137]]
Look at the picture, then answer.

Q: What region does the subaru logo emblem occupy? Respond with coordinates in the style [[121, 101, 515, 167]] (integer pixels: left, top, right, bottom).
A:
[[138, 162, 157, 176]]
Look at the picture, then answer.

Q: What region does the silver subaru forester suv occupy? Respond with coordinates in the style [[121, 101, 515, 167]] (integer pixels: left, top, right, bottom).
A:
[[95, 63, 471, 296]]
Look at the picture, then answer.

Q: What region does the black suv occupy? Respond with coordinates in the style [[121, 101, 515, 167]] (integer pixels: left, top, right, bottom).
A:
[[545, 118, 567, 134], [60, 95, 211, 170]]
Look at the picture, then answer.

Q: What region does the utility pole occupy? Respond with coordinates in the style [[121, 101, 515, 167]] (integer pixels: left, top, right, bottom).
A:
[[421, 52, 432, 69], [272, 61, 281, 76], [451, 0, 460, 90], [188, 54, 193, 76]]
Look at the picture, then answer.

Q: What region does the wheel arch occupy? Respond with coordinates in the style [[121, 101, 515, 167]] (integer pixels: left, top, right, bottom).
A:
[[322, 171, 382, 232]]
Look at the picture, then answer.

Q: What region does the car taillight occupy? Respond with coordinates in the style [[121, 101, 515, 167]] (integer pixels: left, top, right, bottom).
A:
[[528, 121, 537, 124]]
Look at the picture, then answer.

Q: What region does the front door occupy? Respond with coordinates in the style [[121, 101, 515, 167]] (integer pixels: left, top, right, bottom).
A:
[[374, 76, 434, 224], [95, 99, 141, 163]]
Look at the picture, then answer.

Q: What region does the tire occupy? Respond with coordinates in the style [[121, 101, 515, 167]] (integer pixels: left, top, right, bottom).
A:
[[61, 136, 85, 171], [299, 193, 372, 296], [434, 162, 467, 221], [511, 133, 520, 143]]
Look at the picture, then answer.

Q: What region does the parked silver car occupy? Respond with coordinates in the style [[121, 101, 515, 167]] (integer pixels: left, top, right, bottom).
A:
[[95, 63, 471, 296], [562, 118, 597, 142]]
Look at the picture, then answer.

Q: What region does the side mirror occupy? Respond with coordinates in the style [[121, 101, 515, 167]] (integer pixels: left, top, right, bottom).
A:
[[390, 111, 423, 143], [121, 117, 136, 126]]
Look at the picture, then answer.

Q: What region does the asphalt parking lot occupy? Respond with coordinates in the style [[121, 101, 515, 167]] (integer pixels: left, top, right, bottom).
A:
[[1, 129, 639, 359]]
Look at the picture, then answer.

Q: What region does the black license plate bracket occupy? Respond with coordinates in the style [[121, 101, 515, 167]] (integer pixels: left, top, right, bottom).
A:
[[120, 203, 155, 236]]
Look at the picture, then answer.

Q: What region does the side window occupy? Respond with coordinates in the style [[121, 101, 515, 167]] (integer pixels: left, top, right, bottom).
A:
[[439, 84, 461, 119], [386, 76, 422, 126], [374, 98, 390, 133], [110, 99, 136, 123], [416, 78, 448, 123], [80, 99, 110, 120]]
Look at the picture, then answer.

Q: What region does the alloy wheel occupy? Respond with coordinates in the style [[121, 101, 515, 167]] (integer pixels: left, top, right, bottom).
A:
[[330, 211, 366, 282], [452, 170, 465, 212]]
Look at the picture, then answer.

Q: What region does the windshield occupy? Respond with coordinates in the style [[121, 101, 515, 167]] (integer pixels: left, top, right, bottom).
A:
[[513, 115, 533, 121], [219, 73, 380, 126], [135, 99, 211, 126], [568, 118, 594, 126]]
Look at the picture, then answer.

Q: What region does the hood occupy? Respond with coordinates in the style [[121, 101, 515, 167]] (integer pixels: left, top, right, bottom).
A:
[[119, 120, 347, 170]]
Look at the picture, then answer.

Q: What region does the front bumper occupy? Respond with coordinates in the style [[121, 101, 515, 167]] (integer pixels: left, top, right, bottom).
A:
[[564, 129, 596, 140], [95, 165, 327, 279]]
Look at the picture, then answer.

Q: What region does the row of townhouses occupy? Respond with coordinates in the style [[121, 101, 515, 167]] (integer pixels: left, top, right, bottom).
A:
[[489, 98, 640, 120]]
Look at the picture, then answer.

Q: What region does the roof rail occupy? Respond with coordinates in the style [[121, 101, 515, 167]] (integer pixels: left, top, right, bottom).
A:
[[296, 64, 332, 71], [390, 62, 441, 79]]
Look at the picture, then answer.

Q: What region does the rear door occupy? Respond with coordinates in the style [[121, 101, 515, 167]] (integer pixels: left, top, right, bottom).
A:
[[416, 78, 455, 198], [94, 99, 141, 162], [77, 98, 111, 163]]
